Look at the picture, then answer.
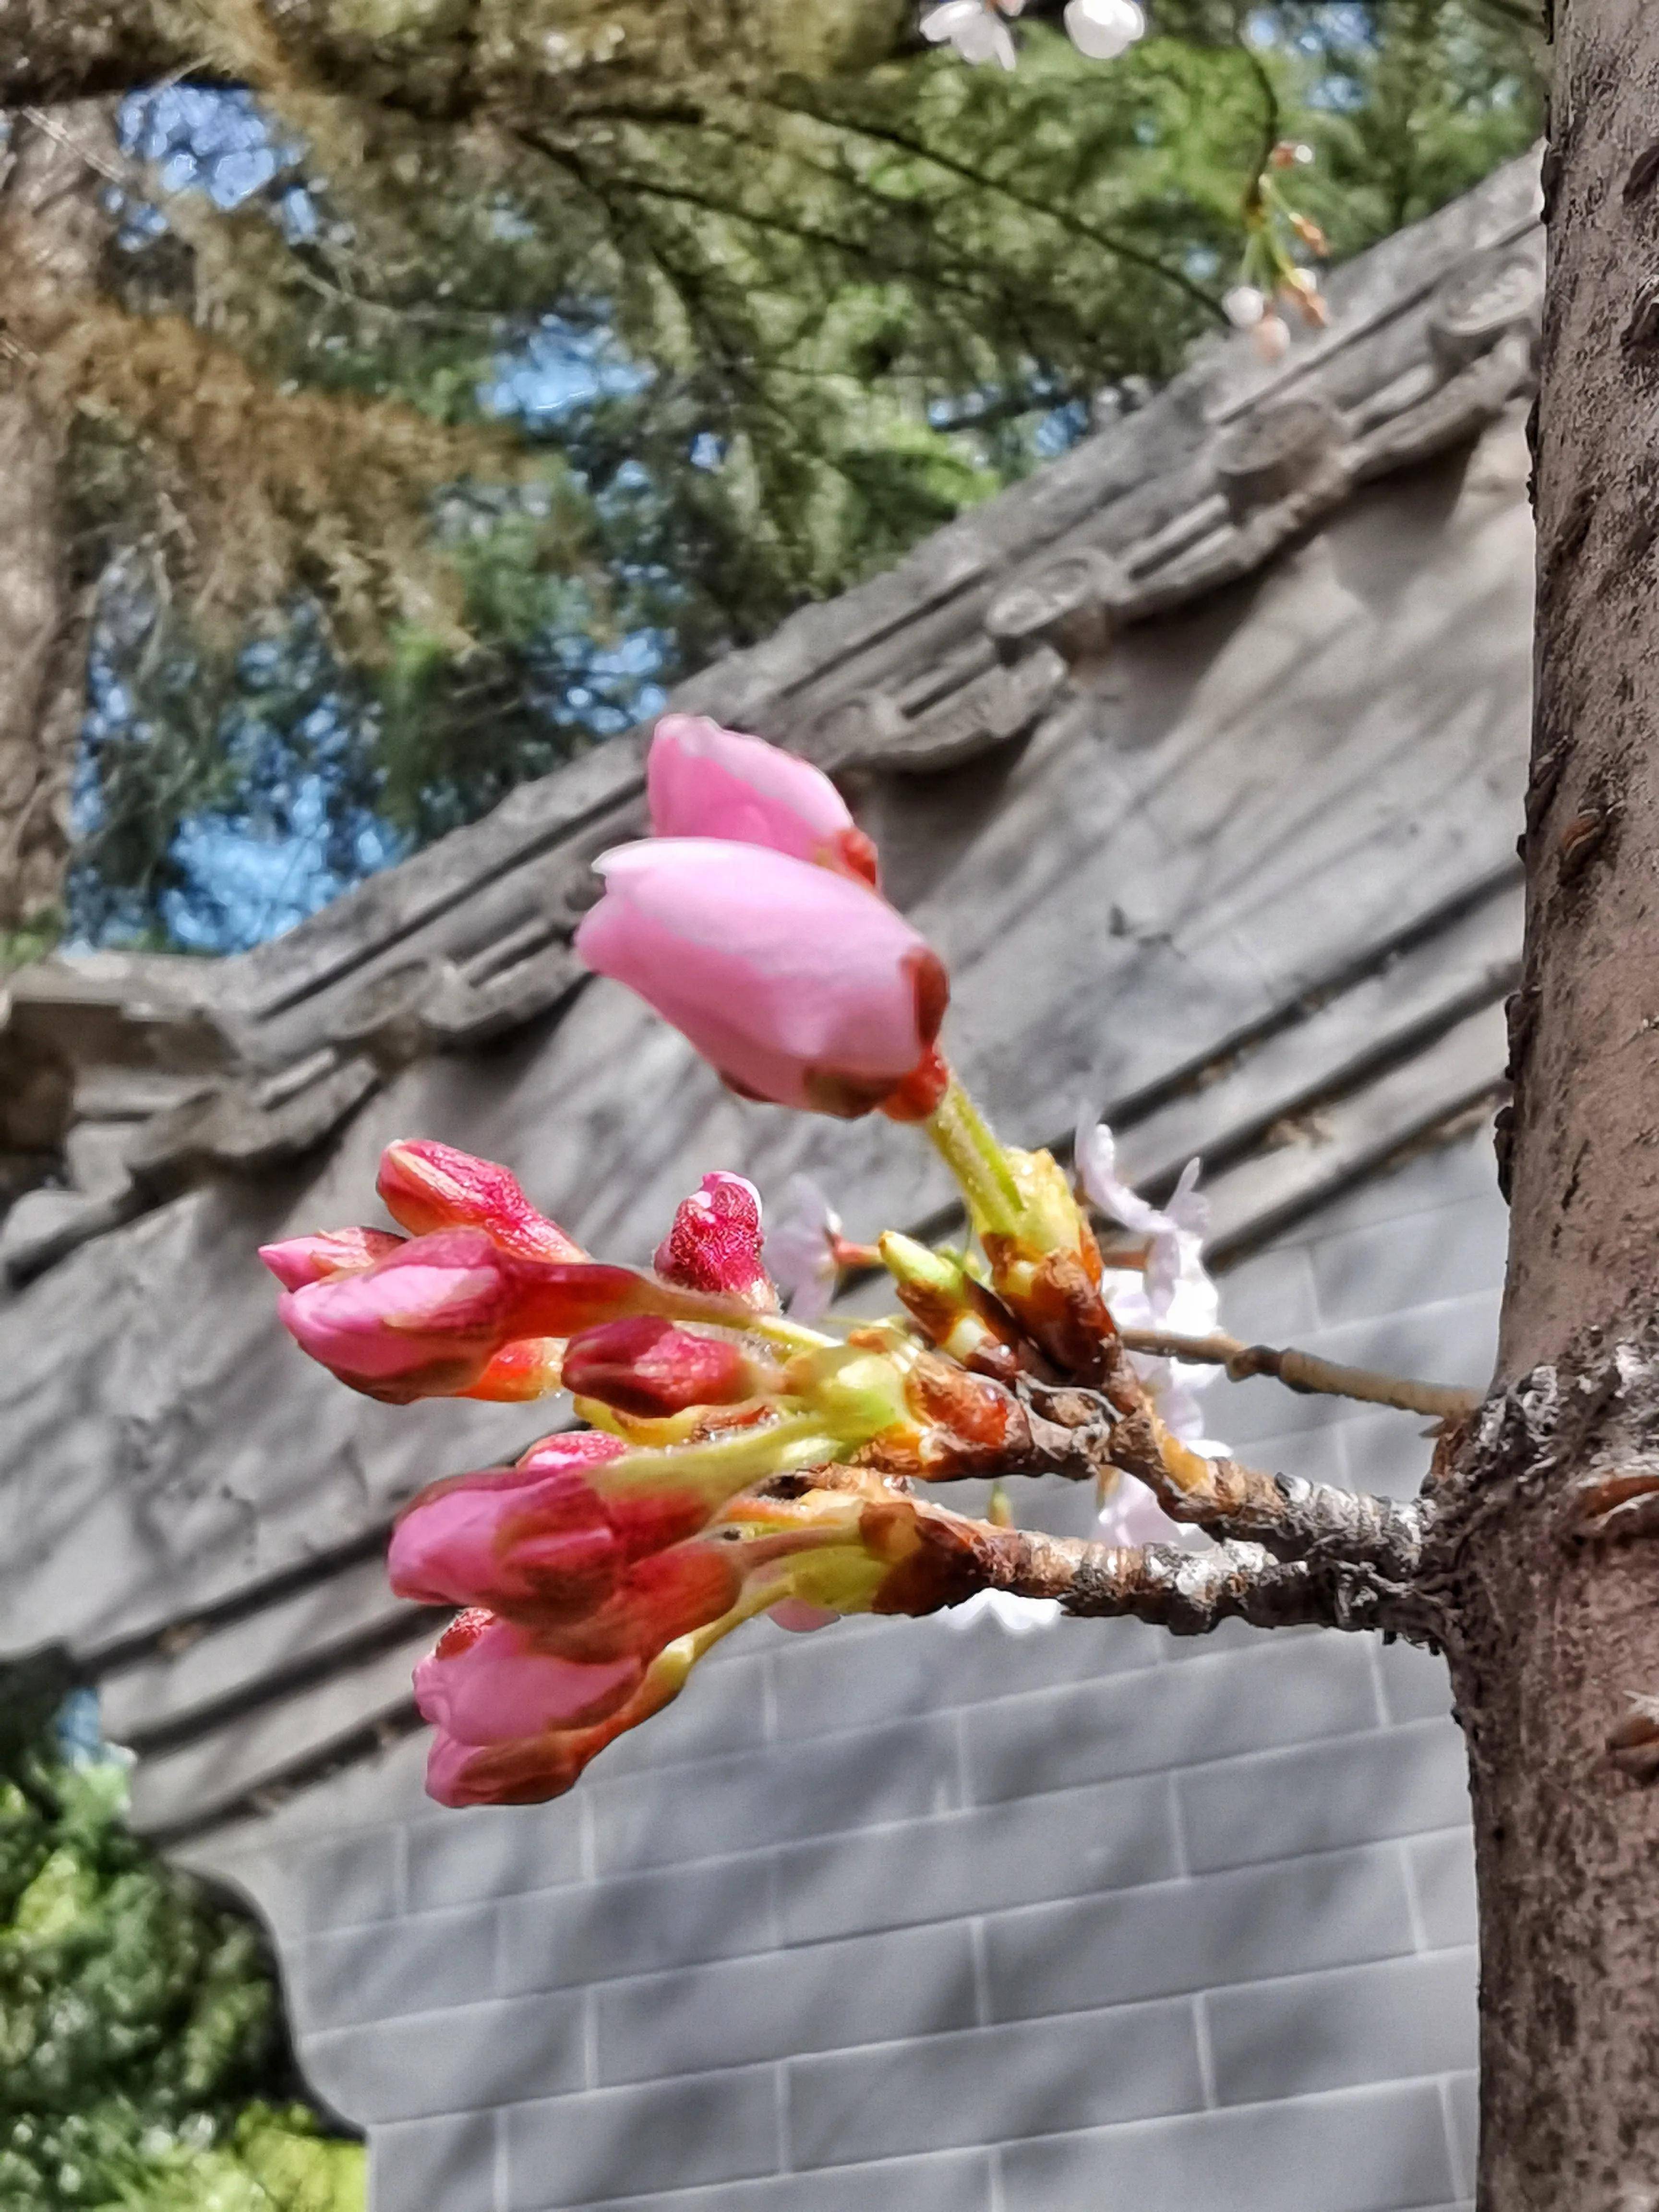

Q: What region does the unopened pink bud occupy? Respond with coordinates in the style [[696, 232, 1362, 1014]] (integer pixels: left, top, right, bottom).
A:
[[648, 716, 879, 887], [414, 1608, 642, 1744], [459, 1339, 565, 1403], [654, 1173, 773, 1306], [277, 1230, 733, 1403], [540, 1539, 744, 1667], [389, 1431, 630, 1618], [563, 1315, 757, 1419], [258, 1226, 404, 1290], [377, 1139, 583, 1262], [575, 840, 950, 1118]]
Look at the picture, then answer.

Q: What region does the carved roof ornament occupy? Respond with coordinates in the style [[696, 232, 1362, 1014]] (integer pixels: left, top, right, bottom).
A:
[[1429, 246, 1543, 374], [0, 151, 1549, 1292], [985, 548, 1130, 665], [1211, 395, 1346, 524]]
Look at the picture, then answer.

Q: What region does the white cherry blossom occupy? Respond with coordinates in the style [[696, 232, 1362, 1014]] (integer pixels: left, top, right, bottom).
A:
[[920, 0, 1021, 70], [942, 1588, 1062, 1634], [1063, 0, 1146, 61], [1223, 283, 1267, 329], [764, 1172, 844, 1320], [1075, 1113, 1227, 1456]]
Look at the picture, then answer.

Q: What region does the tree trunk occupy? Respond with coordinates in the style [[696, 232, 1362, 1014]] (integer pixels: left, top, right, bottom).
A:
[[0, 104, 118, 937], [1433, 4, 1659, 2202]]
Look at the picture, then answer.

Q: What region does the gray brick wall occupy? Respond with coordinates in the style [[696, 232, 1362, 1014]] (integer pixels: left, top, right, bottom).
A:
[[189, 1129, 1502, 2212]]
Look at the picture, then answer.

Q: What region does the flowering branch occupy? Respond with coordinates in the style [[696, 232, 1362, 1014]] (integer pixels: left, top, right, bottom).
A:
[[1115, 1326, 1482, 1423], [261, 712, 1453, 1810]]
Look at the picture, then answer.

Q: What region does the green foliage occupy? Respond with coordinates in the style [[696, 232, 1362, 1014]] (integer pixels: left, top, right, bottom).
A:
[[60, 0, 1542, 944], [0, 1726, 364, 2212]]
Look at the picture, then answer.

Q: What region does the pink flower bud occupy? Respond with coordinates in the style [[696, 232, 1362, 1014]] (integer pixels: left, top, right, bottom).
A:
[[654, 1172, 773, 1306], [423, 1649, 688, 1807], [278, 1229, 739, 1403], [414, 1608, 643, 1744], [648, 716, 879, 887], [377, 1140, 584, 1262], [458, 1338, 565, 1403], [538, 1539, 745, 1666], [575, 840, 950, 1119], [563, 1314, 758, 1419], [388, 1429, 741, 1620], [389, 1432, 631, 1619], [257, 1226, 404, 1290]]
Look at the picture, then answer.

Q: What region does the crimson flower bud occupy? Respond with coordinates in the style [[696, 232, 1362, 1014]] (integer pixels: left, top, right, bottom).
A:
[[257, 1226, 404, 1290], [377, 1139, 584, 1262], [563, 1315, 760, 1419], [654, 1172, 775, 1307], [414, 1608, 643, 1743]]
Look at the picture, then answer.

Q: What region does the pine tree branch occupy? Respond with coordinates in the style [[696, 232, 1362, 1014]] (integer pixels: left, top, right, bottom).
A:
[[765, 91, 1230, 322]]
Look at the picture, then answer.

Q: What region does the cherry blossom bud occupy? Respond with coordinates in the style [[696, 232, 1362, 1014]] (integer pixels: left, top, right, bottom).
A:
[[388, 1431, 632, 1619], [1269, 140, 1315, 168], [1290, 212, 1330, 256], [562, 1316, 762, 1419], [575, 840, 950, 1119], [1280, 267, 1329, 327], [647, 717, 878, 887], [425, 1637, 695, 1807], [1063, 0, 1145, 61], [1251, 312, 1292, 364], [1222, 284, 1266, 331], [377, 1139, 583, 1262], [257, 1226, 404, 1290], [458, 1339, 565, 1403], [279, 1229, 748, 1403], [655, 1172, 774, 1307], [415, 1608, 643, 1743]]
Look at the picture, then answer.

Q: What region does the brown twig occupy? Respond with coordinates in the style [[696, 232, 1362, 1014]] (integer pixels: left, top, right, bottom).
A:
[[1117, 1325, 1482, 1422], [945, 1509, 1433, 1643]]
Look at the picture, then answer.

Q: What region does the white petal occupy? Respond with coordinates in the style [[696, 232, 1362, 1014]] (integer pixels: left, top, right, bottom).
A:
[[1223, 284, 1266, 329], [764, 1172, 843, 1319], [941, 1589, 1060, 1635], [1064, 0, 1145, 60], [921, 1, 986, 41]]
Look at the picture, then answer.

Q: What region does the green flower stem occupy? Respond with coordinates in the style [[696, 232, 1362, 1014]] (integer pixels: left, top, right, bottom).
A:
[[924, 1072, 1023, 1239], [600, 1413, 841, 1503]]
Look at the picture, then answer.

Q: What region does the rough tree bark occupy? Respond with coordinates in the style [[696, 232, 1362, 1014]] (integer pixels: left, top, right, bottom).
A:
[[1424, 3, 1659, 2202], [0, 104, 119, 935]]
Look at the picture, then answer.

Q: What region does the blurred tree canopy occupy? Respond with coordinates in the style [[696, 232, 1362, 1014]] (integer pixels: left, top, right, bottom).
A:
[[0, 1699, 363, 2210], [0, 0, 1542, 951]]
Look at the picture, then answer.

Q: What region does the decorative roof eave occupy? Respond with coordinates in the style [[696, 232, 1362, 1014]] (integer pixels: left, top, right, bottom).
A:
[[0, 151, 1543, 1291]]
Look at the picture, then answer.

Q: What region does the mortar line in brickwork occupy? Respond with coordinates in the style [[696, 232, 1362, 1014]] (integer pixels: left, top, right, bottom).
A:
[[1192, 1992, 1219, 2111], [1437, 2073, 1471, 2199], [1398, 1838, 1431, 1955], [969, 1916, 992, 2029], [493, 2107, 510, 2212], [1364, 1639, 1394, 1732], [773, 2060, 793, 2174], [988, 2141, 1008, 2212], [1166, 1770, 1190, 1880], [578, 1791, 597, 1884]]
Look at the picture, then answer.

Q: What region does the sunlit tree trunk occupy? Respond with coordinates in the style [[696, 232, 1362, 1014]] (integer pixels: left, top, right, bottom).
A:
[[0, 104, 116, 935], [1432, 3, 1659, 2201]]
